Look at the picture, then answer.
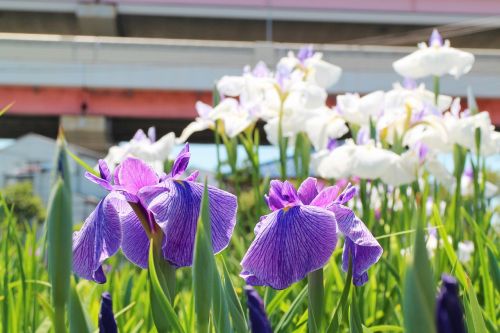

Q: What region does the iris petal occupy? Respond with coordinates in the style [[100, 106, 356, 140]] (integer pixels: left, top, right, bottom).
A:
[[241, 206, 337, 290], [113, 199, 150, 269], [330, 204, 383, 286], [139, 180, 237, 267], [297, 177, 319, 205], [310, 186, 340, 208], [72, 193, 122, 283], [114, 157, 159, 195]]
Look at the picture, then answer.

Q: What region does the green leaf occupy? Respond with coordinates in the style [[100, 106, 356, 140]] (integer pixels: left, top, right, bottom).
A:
[[432, 206, 467, 286], [403, 225, 436, 333], [46, 176, 73, 333], [326, 254, 353, 333], [192, 180, 215, 333], [69, 278, 91, 333], [212, 262, 232, 333], [220, 258, 247, 333], [0, 102, 13, 117], [148, 237, 184, 333], [487, 248, 500, 293], [307, 269, 324, 333], [349, 288, 363, 333], [275, 285, 307, 333], [66, 148, 99, 177], [464, 277, 487, 333]]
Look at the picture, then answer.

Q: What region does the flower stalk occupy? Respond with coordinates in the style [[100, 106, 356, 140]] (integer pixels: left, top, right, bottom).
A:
[[308, 268, 324, 333]]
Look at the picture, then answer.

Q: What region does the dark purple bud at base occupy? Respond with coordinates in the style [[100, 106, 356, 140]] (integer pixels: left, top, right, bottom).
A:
[[245, 286, 272, 333], [99, 292, 117, 333], [436, 275, 466, 333]]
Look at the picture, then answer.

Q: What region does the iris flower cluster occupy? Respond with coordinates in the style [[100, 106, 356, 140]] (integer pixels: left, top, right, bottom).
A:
[[73, 146, 382, 290], [72, 144, 237, 283]]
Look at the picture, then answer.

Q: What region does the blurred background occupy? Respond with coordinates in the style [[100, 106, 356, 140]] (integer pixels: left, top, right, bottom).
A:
[[0, 0, 499, 220]]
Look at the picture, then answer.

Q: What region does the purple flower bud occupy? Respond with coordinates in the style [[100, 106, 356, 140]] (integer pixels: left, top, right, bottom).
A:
[[429, 29, 443, 47], [245, 286, 272, 333], [436, 275, 466, 333], [403, 77, 418, 90], [99, 292, 117, 333], [297, 44, 314, 63]]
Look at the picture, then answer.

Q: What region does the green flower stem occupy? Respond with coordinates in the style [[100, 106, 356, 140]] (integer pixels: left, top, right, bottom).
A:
[[308, 268, 324, 333], [214, 123, 223, 189], [278, 93, 287, 180], [433, 76, 440, 106]]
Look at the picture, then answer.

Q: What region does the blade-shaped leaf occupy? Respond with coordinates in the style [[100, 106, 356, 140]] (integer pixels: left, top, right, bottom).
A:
[[192, 180, 215, 333], [148, 237, 184, 333], [69, 278, 91, 333], [403, 225, 436, 333]]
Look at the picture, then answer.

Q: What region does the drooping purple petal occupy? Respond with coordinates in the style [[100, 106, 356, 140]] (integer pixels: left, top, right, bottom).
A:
[[245, 286, 272, 333], [329, 204, 383, 286], [241, 206, 337, 290], [114, 157, 159, 198], [99, 292, 118, 333], [171, 144, 190, 178], [112, 198, 150, 268], [138, 180, 237, 267], [72, 194, 122, 283]]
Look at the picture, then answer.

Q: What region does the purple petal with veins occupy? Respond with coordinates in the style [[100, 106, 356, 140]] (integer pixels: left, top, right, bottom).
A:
[[114, 157, 159, 197], [138, 180, 237, 267], [297, 177, 319, 205], [241, 206, 338, 289], [329, 203, 383, 286], [72, 193, 123, 283]]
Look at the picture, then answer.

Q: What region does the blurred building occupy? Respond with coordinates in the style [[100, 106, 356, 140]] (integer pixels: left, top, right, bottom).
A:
[[0, 133, 105, 221], [0, 0, 499, 151]]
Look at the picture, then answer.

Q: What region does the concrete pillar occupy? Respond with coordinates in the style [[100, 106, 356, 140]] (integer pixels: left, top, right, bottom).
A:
[[60, 115, 110, 153], [76, 3, 117, 36]]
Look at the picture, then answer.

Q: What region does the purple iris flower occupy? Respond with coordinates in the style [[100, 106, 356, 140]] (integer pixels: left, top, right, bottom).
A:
[[245, 286, 272, 333], [98, 292, 117, 333], [436, 275, 466, 333], [240, 178, 382, 289], [72, 144, 237, 283]]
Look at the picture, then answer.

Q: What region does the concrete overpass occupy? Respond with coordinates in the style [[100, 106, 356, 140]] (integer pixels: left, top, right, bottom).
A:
[[0, 1, 499, 151]]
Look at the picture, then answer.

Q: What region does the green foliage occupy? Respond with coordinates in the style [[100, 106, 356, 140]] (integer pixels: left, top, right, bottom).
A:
[[0, 181, 46, 224]]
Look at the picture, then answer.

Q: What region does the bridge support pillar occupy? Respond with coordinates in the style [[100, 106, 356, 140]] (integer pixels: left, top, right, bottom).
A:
[[60, 115, 110, 154]]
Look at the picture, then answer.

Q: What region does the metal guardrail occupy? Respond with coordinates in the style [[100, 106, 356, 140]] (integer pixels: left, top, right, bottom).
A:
[[0, 33, 499, 97]]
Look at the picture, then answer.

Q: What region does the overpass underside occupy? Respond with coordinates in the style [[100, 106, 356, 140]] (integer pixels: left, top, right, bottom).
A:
[[1, 1, 500, 152]]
